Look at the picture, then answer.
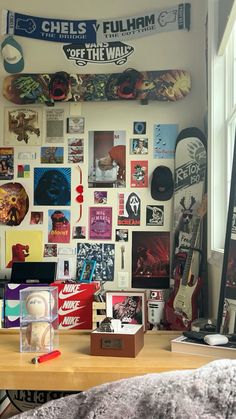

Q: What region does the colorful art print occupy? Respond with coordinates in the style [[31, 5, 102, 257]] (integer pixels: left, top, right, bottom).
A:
[[0, 147, 14, 180], [115, 229, 128, 242], [34, 167, 71, 206], [30, 211, 43, 225], [79, 259, 96, 283], [153, 123, 178, 159], [17, 164, 30, 178], [130, 138, 148, 155], [5, 230, 43, 268], [48, 209, 71, 244], [68, 138, 84, 164], [72, 226, 86, 239], [146, 205, 164, 226], [94, 191, 107, 204], [89, 207, 112, 240], [106, 291, 147, 329], [46, 109, 64, 143], [0, 182, 29, 226], [117, 192, 140, 226], [44, 243, 57, 257], [132, 231, 170, 289], [4, 107, 42, 146], [133, 121, 146, 135], [76, 242, 115, 281], [130, 160, 148, 187], [88, 130, 126, 188], [67, 117, 85, 133], [40, 147, 64, 164]]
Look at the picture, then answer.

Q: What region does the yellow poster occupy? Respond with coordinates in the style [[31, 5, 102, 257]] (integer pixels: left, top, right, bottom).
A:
[[5, 230, 43, 268]]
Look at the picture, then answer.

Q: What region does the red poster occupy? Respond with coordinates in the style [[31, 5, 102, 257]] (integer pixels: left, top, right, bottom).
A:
[[130, 160, 148, 187]]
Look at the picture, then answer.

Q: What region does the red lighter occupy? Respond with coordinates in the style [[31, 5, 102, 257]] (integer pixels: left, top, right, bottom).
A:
[[31, 350, 61, 364]]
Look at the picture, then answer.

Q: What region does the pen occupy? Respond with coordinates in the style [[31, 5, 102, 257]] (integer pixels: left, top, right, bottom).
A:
[[31, 350, 61, 364]]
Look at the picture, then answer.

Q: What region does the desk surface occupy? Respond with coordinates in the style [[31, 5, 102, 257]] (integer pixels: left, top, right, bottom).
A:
[[0, 329, 220, 391]]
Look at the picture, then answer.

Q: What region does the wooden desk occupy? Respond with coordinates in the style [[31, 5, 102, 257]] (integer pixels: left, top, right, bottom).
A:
[[0, 329, 218, 391]]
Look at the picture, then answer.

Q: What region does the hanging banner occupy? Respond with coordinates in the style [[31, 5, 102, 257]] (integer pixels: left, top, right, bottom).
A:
[[2, 4, 190, 44]]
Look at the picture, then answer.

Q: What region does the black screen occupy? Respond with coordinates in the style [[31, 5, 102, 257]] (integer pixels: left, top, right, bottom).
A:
[[10, 262, 57, 284]]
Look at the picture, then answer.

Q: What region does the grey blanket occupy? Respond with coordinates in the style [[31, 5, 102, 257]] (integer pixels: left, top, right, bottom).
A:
[[12, 359, 236, 418]]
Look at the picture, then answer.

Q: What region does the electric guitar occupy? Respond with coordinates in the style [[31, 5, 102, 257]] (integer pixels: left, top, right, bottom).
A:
[[164, 196, 207, 331]]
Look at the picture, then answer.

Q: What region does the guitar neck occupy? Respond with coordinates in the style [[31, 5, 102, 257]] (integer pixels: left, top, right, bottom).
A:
[[182, 217, 201, 284]]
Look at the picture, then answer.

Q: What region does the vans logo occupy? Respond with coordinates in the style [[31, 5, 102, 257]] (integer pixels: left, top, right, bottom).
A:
[[58, 300, 86, 315]]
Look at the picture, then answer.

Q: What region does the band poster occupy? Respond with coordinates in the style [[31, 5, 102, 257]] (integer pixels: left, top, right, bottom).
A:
[[89, 207, 112, 240]]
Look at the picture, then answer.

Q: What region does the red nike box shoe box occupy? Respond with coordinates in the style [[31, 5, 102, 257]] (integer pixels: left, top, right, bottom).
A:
[[51, 281, 100, 330]]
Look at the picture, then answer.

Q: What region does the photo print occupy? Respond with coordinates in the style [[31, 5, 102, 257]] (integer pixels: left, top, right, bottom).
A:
[[133, 121, 146, 135], [4, 107, 42, 146], [153, 123, 178, 159], [76, 242, 115, 282], [67, 116, 85, 133], [40, 147, 64, 164], [94, 191, 107, 204], [48, 209, 71, 244], [132, 231, 170, 289], [130, 160, 148, 187], [34, 167, 71, 206], [146, 205, 164, 226], [0, 147, 14, 180], [44, 243, 57, 257], [130, 138, 148, 155], [89, 207, 112, 240], [88, 130, 126, 188], [115, 229, 128, 242], [30, 211, 43, 225], [118, 192, 140, 226], [72, 226, 86, 239], [68, 138, 84, 163]]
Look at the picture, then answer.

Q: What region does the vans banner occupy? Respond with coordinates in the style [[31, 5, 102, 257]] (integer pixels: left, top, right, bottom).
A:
[[2, 4, 190, 44]]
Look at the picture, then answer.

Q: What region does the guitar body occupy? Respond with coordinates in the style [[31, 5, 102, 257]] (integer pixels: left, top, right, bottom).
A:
[[164, 266, 202, 330]]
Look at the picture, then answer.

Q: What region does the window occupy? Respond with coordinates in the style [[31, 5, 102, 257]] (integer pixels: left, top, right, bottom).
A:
[[208, 1, 236, 264]]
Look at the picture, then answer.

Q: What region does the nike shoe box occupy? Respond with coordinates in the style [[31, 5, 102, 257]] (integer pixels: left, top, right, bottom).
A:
[[51, 282, 100, 330]]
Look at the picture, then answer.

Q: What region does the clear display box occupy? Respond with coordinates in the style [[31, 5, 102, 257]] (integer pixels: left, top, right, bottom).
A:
[[19, 286, 58, 353]]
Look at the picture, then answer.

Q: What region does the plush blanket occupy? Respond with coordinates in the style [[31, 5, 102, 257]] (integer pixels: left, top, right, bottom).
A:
[[12, 359, 236, 418]]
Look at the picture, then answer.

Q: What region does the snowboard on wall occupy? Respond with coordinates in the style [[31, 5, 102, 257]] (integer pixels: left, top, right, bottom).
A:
[[3, 69, 191, 105], [164, 127, 207, 330]]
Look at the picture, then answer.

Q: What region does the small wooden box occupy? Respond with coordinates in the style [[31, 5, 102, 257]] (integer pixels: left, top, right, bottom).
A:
[[90, 324, 144, 358], [92, 302, 106, 330]]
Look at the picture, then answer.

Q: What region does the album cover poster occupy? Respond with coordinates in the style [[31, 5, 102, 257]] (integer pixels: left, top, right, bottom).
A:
[[76, 243, 115, 281], [0, 147, 14, 180], [4, 107, 42, 146], [48, 209, 71, 244], [130, 160, 148, 187], [89, 207, 112, 240], [153, 123, 178, 159], [132, 231, 170, 289], [34, 167, 71, 206], [117, 192, 140, 226], [146, 205, 164, 226]]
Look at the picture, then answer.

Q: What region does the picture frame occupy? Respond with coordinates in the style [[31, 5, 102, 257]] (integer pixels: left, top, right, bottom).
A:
[[106, 291, 147, 330], [79, 259, 96, 283], [217, 132, 236, 333]]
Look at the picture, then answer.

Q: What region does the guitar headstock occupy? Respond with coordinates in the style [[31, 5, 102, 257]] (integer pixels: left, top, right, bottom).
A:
[[197, 194, 207, 218]]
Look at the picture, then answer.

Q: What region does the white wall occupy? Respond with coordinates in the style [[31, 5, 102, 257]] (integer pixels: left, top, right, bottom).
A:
[[0, 1, 208, 293]]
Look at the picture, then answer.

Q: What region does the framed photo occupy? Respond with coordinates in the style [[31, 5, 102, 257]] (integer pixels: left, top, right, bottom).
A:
[[79, 259, 96, 283], [106, 291, 147, 330]]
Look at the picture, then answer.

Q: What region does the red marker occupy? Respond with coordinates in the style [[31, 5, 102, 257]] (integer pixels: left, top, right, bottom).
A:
[[31, 350, 61, 364]]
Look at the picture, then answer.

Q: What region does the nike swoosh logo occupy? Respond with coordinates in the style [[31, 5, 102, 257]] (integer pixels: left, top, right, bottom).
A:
[[59, 321, 86, 330], [58, 289, 85, 299], [58, 305, 86, 315]]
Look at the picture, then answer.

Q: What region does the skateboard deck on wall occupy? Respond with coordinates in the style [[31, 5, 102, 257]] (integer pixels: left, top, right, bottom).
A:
[[164, 127, 207, 330], [3, 69, 191, 105]]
